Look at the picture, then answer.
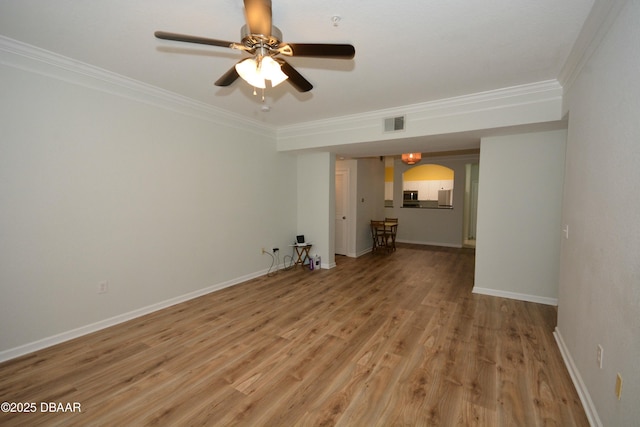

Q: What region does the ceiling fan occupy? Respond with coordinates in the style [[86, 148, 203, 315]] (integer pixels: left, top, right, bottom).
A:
[[155, 0, 355, 93]]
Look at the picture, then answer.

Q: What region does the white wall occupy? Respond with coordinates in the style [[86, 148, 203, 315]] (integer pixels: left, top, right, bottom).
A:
[[557, 0, 640, 424], [297, 152, 335, 268], [0, 46, 297, 358], [356, 158, 386, 255], [474, 130, 566, 304]]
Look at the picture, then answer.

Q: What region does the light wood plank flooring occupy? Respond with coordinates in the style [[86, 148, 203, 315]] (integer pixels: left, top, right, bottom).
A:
[[0, 244, 588, 426]]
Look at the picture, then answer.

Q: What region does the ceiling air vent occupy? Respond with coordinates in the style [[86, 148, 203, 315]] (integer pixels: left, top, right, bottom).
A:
[[384, 115, 405, 132]]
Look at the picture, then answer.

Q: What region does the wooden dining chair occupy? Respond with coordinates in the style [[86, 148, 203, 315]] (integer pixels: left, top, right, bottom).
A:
[[383, 218, 398, 251], [370, 220, 387, 253]]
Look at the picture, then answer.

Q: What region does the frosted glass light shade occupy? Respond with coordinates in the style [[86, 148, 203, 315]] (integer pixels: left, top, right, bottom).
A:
[[235, 56, 288, 88], [261, 56, 288, 86], [235, 58, 265, 88]]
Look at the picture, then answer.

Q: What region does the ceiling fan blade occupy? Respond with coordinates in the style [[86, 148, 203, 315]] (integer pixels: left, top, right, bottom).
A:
[[214, 65, 240, 87], [155, 31, 235, 49], [244, 0, 272, 37], [280, 43, 355, 59], [279, 60, 313, 92]]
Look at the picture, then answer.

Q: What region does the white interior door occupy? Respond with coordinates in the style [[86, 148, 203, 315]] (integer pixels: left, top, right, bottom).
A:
[[335, 170, 348, 255]]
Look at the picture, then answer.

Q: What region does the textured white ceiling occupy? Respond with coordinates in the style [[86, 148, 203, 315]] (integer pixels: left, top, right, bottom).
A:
[[0, 0, 593, 131]]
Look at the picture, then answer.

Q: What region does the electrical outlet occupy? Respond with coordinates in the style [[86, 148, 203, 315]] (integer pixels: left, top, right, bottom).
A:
[[98, 281, 109, 294], [597, 344, 603, 369], [615, 373, 623, 400]]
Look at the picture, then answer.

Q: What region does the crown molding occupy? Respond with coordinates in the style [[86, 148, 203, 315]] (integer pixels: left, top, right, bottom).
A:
[[0, 35, 275, 138], [1, 33, 568, 149], [277, 80, 563, 152], [558, 0, 628, 98], [281, 80, 561, 132]]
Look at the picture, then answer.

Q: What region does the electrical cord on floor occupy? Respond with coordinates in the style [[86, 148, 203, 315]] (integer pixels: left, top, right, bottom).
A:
[[265, 246, 298, 274], [281, 246, 297, 271], [282, 256, 294, 270], [266, 250, 279, 276]]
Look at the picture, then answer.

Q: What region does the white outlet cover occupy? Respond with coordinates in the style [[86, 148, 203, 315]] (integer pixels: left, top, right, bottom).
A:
[[98, 281, 109, 294], [597, 344, 603, 369]]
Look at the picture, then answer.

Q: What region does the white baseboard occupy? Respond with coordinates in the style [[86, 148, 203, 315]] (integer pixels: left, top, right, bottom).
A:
[[553, 327, 602, 427], [472, 286, 558, 306], [396, 239, 462, 248], [0, 268, 271, 363], [356, 248, 373, 258]]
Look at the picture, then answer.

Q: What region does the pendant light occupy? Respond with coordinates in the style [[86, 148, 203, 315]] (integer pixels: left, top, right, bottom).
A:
[[401, 153, 422, 165]]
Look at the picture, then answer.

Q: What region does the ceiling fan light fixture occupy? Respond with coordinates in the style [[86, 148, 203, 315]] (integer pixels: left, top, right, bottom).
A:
[[235, 58, 266, 88], [401, 153, 422, 165], [261, 56, 288, 86], [155, 0, 355, 93], [235, 55, 288, 89]]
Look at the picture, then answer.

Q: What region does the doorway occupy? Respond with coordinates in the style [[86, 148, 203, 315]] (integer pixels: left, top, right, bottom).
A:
[[335, 169, 349, 255]]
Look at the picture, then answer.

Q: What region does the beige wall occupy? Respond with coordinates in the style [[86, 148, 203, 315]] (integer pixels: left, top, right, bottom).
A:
[[0, 48, 298, 359], [557, 0, 640, 424], [474, 130, 567, 305]]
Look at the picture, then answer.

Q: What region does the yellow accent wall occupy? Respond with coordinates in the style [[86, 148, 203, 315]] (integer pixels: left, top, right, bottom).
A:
[[404, 164, 454, 181], [385, 167, 394, 182]]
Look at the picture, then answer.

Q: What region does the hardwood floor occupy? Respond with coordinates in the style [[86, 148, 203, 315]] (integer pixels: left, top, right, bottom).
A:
[[0, 244, 588, 426]]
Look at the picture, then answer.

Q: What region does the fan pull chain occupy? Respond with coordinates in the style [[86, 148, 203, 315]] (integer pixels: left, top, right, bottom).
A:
[[250, 87, 265, 103]]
